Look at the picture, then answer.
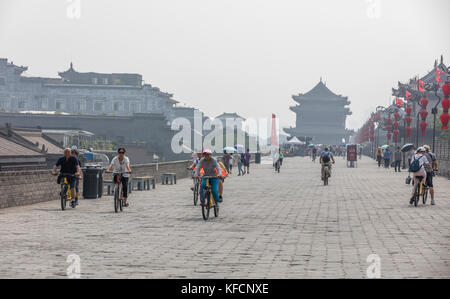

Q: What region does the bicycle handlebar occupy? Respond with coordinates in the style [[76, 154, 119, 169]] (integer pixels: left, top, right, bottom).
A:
[[53, 173, 77, 177]]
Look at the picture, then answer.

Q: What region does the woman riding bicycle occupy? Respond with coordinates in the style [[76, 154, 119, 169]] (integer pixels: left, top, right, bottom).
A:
[[106, 148, 132, 207], [194, 149, 223, 205]]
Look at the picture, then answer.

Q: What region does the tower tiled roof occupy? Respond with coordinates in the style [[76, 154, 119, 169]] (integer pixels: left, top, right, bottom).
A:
[[216, 112, 246, 121], [293, 80, 349, 103]]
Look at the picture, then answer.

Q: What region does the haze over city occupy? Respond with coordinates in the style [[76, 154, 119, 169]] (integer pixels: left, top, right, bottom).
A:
[[0, 0, 449, 129]]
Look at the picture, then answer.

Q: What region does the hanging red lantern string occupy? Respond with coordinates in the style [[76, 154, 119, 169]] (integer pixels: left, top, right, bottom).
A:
[[405, 104, 413, 138], [418, 96, 429, 136], [441, 81, 450, 130]]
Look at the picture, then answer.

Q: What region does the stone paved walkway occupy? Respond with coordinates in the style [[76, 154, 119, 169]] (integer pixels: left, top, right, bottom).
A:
[[0, 156, 449, 278]]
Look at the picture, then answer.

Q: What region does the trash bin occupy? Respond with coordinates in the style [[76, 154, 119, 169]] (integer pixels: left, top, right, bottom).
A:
[[255, 153, 261, 164], [82, 165, 103, 199]]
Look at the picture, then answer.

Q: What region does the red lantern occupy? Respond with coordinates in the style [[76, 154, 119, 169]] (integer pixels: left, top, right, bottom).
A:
[[420, 97, 429, 108], [440, 113, 449, 130], [419, 109, 428, 121], [393, 121, 399, 129], [393, 129, 400, 138], [405, 105, 413, 115], [419, 121, 427, 135], [394, 112, 400, 120], [405, 126, 413, 138], [405, 116, 413, 125], [386, 117, 392, 125], [376, 112, 381, 121], [442, 82, 450, 97], [386, 125, 392, 131], [442, 98, 450, 111], [387, 132, 392, 140]]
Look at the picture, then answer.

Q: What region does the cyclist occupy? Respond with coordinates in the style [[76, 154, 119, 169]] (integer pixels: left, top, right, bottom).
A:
[[52, 148, 82, 206], [423, 145, 439, 205], [70, 146, 82, 203], [106, 148, 132, 207], [188, 152, 203, 191], [319, 147, 335, 181], [409, 147, 431, 205], [217, 159, 228, 201], [194, 149, 223, 205]]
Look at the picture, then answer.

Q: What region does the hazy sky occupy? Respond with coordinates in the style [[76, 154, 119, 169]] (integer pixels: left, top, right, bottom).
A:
[[1, 0, 449, 130]]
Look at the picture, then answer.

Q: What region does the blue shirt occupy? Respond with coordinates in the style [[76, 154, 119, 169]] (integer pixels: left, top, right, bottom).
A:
[[320, 151, 333, 158], [384, 150, 391, 159]]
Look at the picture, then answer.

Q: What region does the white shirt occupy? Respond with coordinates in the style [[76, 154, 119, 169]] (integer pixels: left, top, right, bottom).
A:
[[412, 154, 428, 168], [110, 156, 130, 177]]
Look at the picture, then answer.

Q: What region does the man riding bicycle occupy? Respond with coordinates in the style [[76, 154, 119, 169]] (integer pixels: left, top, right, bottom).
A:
[[320, 147, 335, 181], [52, 148, 82, 206], [106, 148, 132, 207], [194, 149, 223, 205]]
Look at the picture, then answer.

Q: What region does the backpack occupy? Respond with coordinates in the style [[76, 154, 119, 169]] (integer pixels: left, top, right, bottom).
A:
[[409, 157, 421, 173], [322, 152, 331, 163]]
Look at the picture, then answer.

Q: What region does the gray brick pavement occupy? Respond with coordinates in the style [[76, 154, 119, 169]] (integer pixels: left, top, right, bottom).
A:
[[0, 156, 449, 278]]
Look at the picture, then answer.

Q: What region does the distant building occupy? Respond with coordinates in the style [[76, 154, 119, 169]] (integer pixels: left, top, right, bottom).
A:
[[0, 58, 206, 161], [284, 80, 352, 145], [0, 58, 200, 122]]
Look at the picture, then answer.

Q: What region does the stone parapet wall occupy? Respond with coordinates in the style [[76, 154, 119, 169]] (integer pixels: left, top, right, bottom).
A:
[[0, 160, 192, 209]]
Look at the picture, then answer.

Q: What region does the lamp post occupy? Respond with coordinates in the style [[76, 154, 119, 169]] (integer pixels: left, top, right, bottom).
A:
[[424, 81, 442, 153], [374, 106, 385, 159]]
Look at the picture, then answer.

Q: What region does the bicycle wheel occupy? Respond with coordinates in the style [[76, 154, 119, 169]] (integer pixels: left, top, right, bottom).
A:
[[193, 181, 199, 206], [414, 183, 420, 207], [202, 190, 210, 221], [422, 188, 428, 205], [324, 167, 329, 186], [114, 184, 120, 213], [61, 184, 67, 211], [119, 184, 123, 212]]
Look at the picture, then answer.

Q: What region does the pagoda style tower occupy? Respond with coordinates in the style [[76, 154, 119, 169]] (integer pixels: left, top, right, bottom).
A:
[[284, 80, 352, 145]]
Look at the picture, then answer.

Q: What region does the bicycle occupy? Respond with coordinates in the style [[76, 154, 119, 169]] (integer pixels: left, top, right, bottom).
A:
[[412, 176, 427, 207], [323, 164, 330, 186], [54, 173, 77, 210], [193, 176, 201, 206], [107, 171, 131, 213], [199, 176, 219, 221]]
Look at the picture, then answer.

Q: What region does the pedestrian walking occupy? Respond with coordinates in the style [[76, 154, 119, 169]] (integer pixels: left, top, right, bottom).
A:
[[244, 149, 251, 174], [383, 147, 391, 168], [376, 147, 382, 167], [394, 147, 402, 172], [236, 153, 244, 176]]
